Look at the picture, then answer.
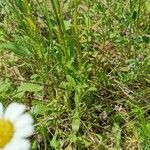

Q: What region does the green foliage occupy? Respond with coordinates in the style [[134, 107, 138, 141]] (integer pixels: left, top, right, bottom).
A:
[[130, 103, 150, 149], [0, 42, 32, 56], [0, 0, 150, 149], [112, 123, 121, 150]]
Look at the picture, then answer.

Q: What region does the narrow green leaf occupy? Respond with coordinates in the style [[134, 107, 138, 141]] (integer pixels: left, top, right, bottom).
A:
[[0, 42, 32, 56], [72, 111, 80, 132], [112, 123, 121, 150]]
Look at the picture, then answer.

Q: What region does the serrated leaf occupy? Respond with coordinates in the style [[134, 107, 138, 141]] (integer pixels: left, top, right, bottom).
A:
[[0, 42, 32, 56]]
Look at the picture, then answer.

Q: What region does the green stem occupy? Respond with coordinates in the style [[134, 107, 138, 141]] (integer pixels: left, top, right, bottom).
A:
[[72, 0, 82, 68], [136, 0, 141, 32], [50, 0, 68, 58]]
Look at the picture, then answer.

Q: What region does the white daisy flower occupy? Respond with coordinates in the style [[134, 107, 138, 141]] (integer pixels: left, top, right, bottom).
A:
[[0, 102, 34, 150]]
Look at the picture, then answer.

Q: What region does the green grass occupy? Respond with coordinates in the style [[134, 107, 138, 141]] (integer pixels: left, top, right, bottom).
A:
[[0, 0, 150, 149]]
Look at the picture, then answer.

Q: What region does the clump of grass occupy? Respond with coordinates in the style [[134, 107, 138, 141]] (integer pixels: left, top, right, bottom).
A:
[[0, 0, 150, 149]]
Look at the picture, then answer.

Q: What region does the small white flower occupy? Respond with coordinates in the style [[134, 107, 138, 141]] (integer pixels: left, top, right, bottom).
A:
[[0, 102, 34, 150]]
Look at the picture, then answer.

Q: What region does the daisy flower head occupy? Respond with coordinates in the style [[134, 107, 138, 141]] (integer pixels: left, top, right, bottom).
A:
[[0, 102, 34, 150]]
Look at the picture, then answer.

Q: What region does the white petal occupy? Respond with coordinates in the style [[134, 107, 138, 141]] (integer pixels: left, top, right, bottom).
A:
[[18, 139, 31, 150], [4, 139, 20, 150], [4, 103, 26, 122], [4, 138, 31, 150], [0, 102, 4, 118], [14, 113, 34, 128], [14, 125, 34, 138]]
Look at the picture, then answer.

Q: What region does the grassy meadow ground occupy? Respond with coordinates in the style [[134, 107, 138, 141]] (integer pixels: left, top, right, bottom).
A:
[[0, 0, 150, 149]]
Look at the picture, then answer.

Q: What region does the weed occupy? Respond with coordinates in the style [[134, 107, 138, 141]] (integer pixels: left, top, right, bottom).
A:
[[0, 0, 150, 149]]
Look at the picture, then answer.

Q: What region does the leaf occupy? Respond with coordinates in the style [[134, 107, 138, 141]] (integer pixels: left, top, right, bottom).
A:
[[0, 79, 10, 93], [64, 20, 71, 31], [31, 103, 49, 115], [0, 42, 32, 56], [86, 87, 97, 92], [112, 123, 121, 150], [119, 67, 128, 72], [25, 17, 36, 30], [17, 83, 43, 92], [72, 111, 80, 132], [146, 1, 150, 13], [66, 75, 76, 87], [50, 130, 60, 149], [13, 91, 24, 99], [77, 136, 92, 147], [68, 133, 77, 143], [59, 81, 68, 88]]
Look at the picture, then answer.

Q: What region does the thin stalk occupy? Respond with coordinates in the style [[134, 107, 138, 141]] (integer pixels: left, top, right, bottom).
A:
[[87, 0, 90, 52], [50, 0, 68, 58], [136, 0, 142, 32], [72, 0, 82, 68]]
